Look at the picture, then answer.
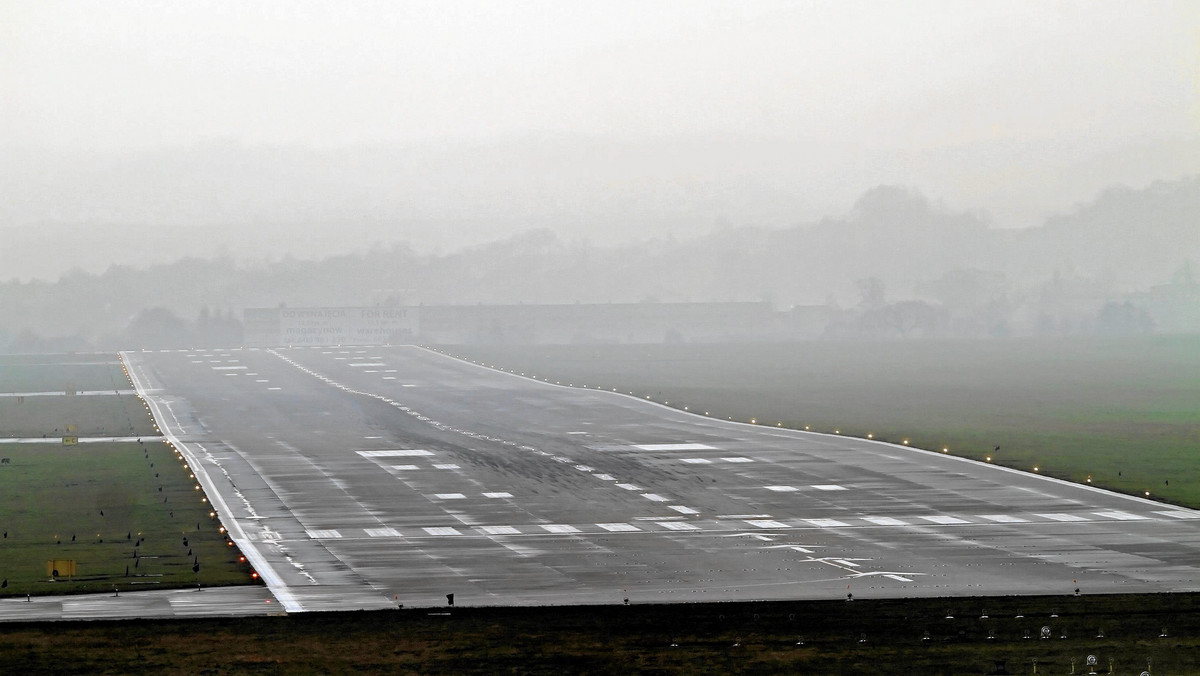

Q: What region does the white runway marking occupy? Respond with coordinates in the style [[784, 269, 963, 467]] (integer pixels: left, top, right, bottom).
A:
[[541, 524, 580, 534], [616, 484, 643, 491], [642, 493, 669, 502], [885, 574, 913, 582], [1094, 510, 1146, 521], [919, 515, 969, 525], [433, 463, 460, 470], [424, 527, 462, 536], [721, 457, 755, 463], [765, 485, 799, 492], [635, 443, 716, 451], [746, 519, 790, 529], [483, 492, 513, 498], [598, 523, 641, 532], [267, 387, 282, 391], [812, 484, 847, 491], [365, 527, 401, 538], [680, 458, 713, 464], [306, 529, 342, 539], [658, 521, 701, 531], [806, 518, 850, 528], [593, 474, 616, 481], [1037, 513, 1089, 522], [478, 525, 520, 535], [862, 516, 908, 526], [979, 514, 1029, 523], [434, 493, 466, 500], [211, 365, 248, 370], [358, 449, 433, 457], [669, 505, 700, 515], [390, 465, 420, 470], [1155, 510, 1200, 519]]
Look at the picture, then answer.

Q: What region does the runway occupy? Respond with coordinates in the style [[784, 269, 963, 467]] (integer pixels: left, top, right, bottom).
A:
[[120, 345, 1200, 612]]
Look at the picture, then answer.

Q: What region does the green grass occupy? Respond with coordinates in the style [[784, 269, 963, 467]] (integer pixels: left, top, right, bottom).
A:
[[443, 336, 1200, 507], [2, 594, 1200, 674], [0, 395, 159, 438], [0, 356, 256, 596], [0, 353, 130, 393]]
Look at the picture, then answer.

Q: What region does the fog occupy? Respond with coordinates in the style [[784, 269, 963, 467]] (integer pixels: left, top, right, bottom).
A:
[[1, 1, 1197, 348]]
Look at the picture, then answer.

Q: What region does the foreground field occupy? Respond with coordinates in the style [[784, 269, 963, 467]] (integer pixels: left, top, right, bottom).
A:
[[3, 594, 1199, 674], [0, 354, 256, 596], [448, 336, 1200, 508]]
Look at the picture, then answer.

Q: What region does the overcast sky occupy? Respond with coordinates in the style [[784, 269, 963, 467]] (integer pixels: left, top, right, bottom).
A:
[[1, 1, 1197, 278]]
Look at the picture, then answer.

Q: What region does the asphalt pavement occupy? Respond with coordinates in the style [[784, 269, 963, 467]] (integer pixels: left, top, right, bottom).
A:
[[117, 345, 1200, 613]]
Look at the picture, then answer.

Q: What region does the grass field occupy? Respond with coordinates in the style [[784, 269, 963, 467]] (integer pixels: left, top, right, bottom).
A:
[[0, 355, 255, 596], [0, 354, 131, 393], [0, 395, 158, 438], [444, 336, 1200, 508], [2, 593, 1198, 674]]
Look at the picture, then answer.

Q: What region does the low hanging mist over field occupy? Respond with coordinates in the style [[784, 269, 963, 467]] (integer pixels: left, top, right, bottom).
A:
[[0, 1, 1196, 350]]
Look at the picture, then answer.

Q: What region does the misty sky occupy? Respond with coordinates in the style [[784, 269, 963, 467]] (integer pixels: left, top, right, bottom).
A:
[[2, 1, 1197, 279]]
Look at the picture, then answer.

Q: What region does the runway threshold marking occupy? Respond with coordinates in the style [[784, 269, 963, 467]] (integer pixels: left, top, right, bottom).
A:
[[1037, 513, 1089, 522], [862, 516, 908, 526], [423, 527, 462, 536], [635, 443, 716, 451], [1094, 510, 1146, 521], [478, 526, 520, 535], [357, 449, 433, 457], [918, 515, 969, 525], [306, 529, 343, 539], [979, 514, 1029, 523], [365, 527, 402, 537], [1155, 510, 1200, 519]]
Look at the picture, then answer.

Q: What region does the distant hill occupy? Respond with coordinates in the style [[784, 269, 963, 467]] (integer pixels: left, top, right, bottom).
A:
[[0, 176, 1196, 349]]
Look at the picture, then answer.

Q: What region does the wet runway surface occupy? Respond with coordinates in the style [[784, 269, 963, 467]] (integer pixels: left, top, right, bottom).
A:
[[120, 345, 1200, 612], [0, 586, 280, 622]]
